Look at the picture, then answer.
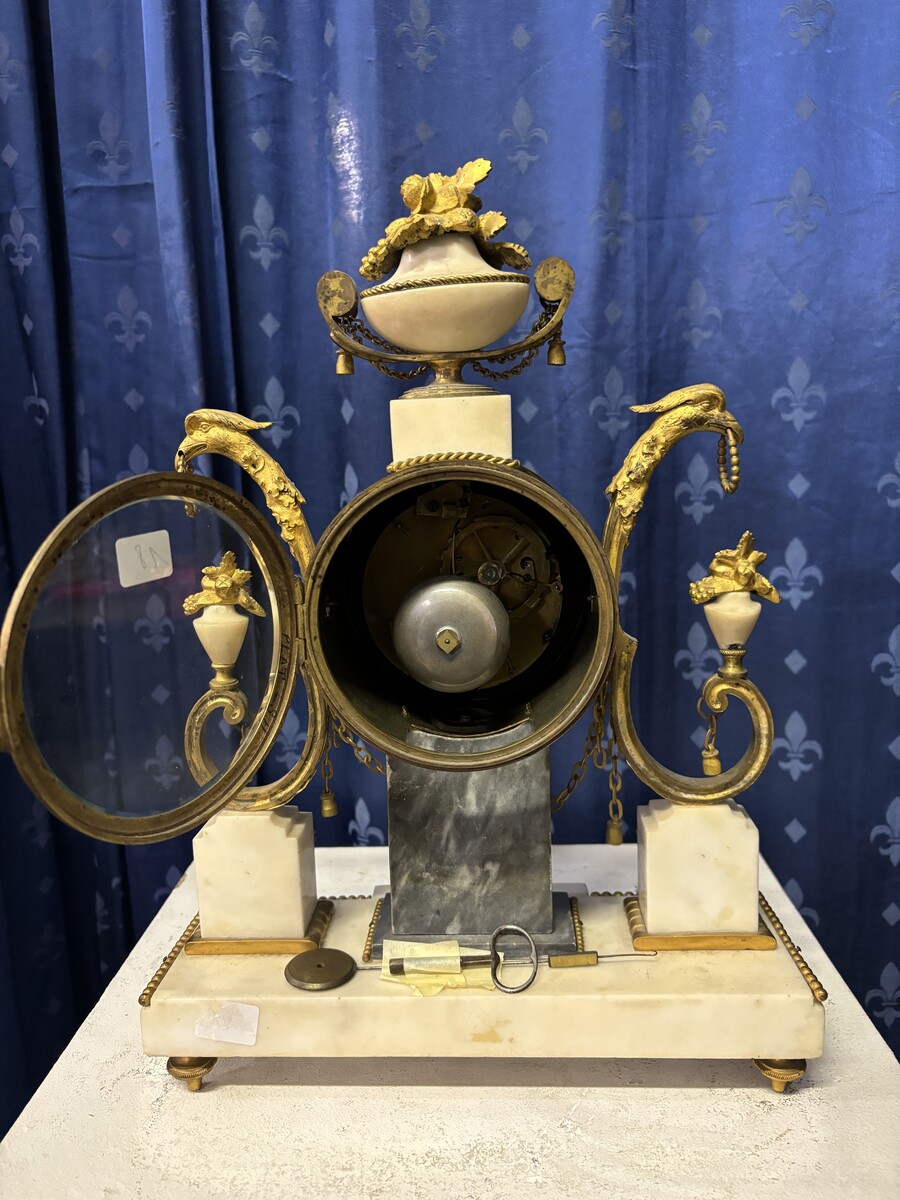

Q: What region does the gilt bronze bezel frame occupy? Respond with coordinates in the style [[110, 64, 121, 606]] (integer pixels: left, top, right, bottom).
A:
[[304, 460, 618, 772], [0, 472, 301, 844]]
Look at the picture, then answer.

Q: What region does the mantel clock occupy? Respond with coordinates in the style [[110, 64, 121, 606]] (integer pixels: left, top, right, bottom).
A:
[[0, 159, 825, 1094]]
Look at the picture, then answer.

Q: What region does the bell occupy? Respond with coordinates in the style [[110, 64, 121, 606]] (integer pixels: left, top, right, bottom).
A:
[[605, 818, 624, 846], [701, 746, 721, 776], [336, 350, 355, 376], [319, 784, 338, 818], [547, 337, 566, 366]]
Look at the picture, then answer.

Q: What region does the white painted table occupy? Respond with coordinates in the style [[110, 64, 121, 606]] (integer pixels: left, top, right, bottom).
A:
[[1, 845, 898, 1200]]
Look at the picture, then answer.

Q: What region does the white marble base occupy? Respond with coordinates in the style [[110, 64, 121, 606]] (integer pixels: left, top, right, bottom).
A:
[[141, 894, 824, 1062], [638, 799, 759, 934], [193, 808, 317, 939], [20, 848, 895, 1200], [389, 392, 512, 461]]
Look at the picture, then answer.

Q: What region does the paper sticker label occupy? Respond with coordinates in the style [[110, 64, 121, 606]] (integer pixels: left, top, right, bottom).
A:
[[194, 1002, 259, 1047], [115, 530, 173, 588]]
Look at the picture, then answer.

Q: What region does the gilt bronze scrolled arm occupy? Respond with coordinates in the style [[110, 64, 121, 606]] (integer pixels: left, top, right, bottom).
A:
[[175, 409, 316, 574], [185, 657, 328, 813], [176, 409, 327, 808], [601, 385, 774, 806], [184, 679, 249, 786], [602, 383, 743, 583], [608, 631, 774, 805], [223, 667, 327, 811]]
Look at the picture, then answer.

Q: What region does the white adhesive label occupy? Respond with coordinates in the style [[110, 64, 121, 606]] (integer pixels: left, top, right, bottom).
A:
[[194, 1001, 259, 1046], [115, 530, 173, 588]]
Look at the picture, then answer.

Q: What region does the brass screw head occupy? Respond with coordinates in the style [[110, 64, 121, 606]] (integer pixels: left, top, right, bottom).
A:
[[436, 627, 461, 655], [477, 561, 504, 586]]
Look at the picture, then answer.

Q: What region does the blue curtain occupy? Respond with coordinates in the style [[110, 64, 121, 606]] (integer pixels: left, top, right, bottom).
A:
[[1, 0, 897, 1131]]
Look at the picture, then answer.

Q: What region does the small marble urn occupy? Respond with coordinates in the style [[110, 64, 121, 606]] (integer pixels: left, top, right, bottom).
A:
[[192, 604, 249, 668], [703, 591, 761, 649]]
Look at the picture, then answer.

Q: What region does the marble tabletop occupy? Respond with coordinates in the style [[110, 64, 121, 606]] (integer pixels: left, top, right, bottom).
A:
[[1, 844, 898, 1200]]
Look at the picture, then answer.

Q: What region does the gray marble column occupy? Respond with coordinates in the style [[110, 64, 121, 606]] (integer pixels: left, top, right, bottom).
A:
[[386, 721, 553, 936]]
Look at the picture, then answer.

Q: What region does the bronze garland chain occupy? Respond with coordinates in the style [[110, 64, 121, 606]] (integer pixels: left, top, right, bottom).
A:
[[319, 668, 624, 833], [318, 687, 625, 837], [470, 306, 556, 382], [332, 715, 386, 775], [317, 712, 386, 818], [334, 296, 558, 384], [550, 681, 625, 844], [717, 429, 740, 494], [470, 345, 540, 381], [696, 694, 721, 777], [551, 688, 608, 812], [336, 314, 428, 381]]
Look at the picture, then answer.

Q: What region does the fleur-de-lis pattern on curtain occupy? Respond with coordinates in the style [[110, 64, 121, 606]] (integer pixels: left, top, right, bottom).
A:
[[0, 0, 897, 1131]]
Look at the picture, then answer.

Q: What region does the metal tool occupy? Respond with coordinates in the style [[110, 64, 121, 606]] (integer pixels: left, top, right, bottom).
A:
[[389, 927, 657, 989], [547, 950, 657, 968], [388, 924, 540, 993]]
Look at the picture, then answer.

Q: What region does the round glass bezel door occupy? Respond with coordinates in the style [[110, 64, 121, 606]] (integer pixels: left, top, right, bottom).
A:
[[0, 472, 300, 844]]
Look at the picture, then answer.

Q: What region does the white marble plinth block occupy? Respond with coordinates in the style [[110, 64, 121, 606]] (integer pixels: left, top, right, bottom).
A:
[[389, 393, 512, 461], [193, 807, 317, 939], [637, 799, 759, 934]]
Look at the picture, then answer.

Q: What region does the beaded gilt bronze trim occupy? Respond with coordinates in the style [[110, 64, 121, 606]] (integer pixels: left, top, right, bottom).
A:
[[139, 915, 199, 1008], [759, 892, 828, 1002], [623, 895, 777, 951]]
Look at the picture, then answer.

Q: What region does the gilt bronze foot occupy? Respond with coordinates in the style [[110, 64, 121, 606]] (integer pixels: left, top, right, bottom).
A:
[[166, 1056, 218, 1092], [753, 1058, 807, 1092]]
